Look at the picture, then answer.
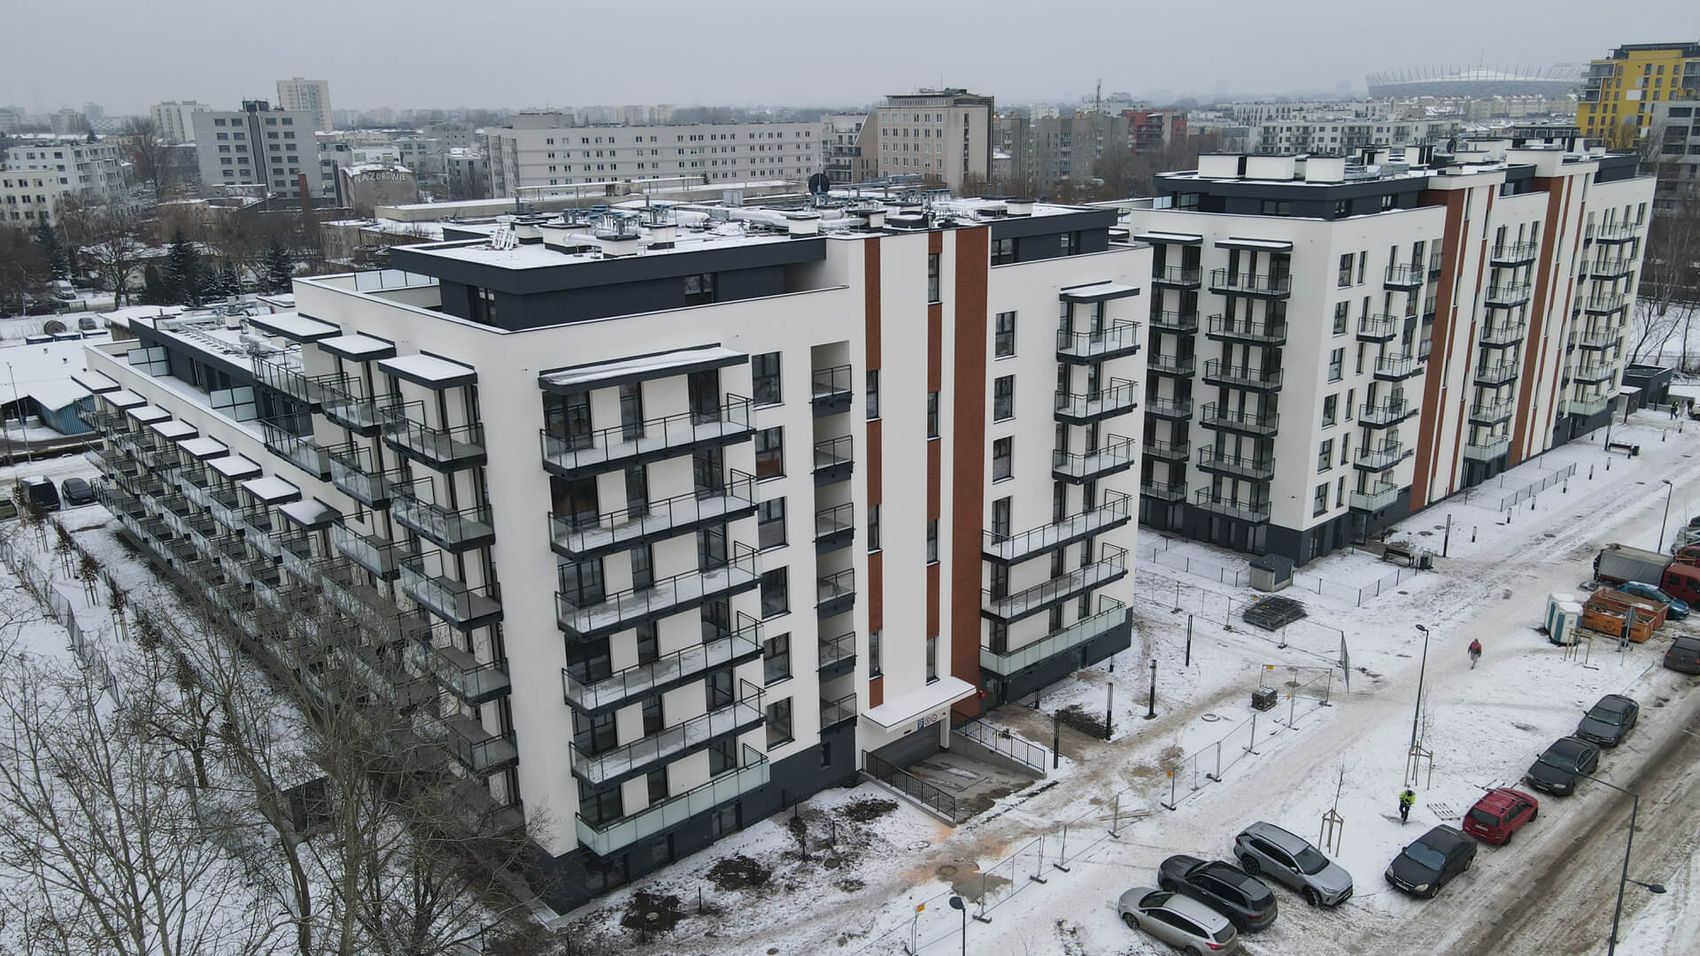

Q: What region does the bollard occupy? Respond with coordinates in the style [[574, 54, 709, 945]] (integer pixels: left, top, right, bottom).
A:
[[1563, 481, 1568, 494], [1531, 496, 1536, 512], [1472, 525, 1477, 543], [1590, 464, 1595, 480], [1054, 825, 1072, 872]]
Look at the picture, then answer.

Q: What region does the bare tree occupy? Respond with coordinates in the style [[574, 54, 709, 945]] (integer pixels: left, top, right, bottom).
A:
[[1629, 198, 1700, 368], [122, 118, 173, 202], [71, 204, 148, 307]]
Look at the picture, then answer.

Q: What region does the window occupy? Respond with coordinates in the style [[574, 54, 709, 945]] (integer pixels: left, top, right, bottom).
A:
[[926, 519, 939, 563], [992, 438, 1013, 481], [754, 427, 783, 479], [994, 310, 1017, 357], [684, 272, 715, 305], [1333, 301, 1348, 335], [1059, 232, 1079, 255], [1313, 484, 1328, 517], [925, 635, 939, 682], [1260, 199, 1291, 216], [993, 375, 1015, 421], [763, 633, 791, 684], [1338, 253, 1353, 287], [991, 237, 1016, 265], [1318, 439, 1334, 471], [927, 252, 941, 303], [868, 504, 881, 551], [869, 630, 882, 676], [1322, 395, 1338, 426], [866, 370, 880, 419], [1357, 251, 1367, 285], [757, 498, 786, 549], [760, 568, 789, 617], [927, 391, 940, 438], [766, 698, 793, 747], [751, 352, 781, 406], [1328, 348, 1344, 382]]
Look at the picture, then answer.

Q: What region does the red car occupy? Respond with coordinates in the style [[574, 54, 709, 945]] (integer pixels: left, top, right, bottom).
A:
[[1462, 788, 1539, 845]]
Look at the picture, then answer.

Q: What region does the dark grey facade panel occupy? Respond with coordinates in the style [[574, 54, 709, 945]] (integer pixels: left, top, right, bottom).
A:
[[388, 237, 825, 297]]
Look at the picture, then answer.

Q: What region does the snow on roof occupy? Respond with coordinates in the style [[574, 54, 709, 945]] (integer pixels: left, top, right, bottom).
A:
[[71, 369, 120, 394], [862, 676, 976, 729], [178, 436, 227, 460], [345, 163, 412, 176], [278, 498, 340, 529], [539, 346, 745, 392], [318, 333, 395, 360], [208, 455, 262, 480], [1059, 281, 1140, 302], [103, 389, 147, 409], [149, 419, 198, 441], [26, 381, 91, 411], [378, 353, 476, 387], [126, 404, 171, 424], [1133, 230, 1204, 244], [241, 475, 301, 504], [250, 311, 339, 342], [96, 305, 184, 329]]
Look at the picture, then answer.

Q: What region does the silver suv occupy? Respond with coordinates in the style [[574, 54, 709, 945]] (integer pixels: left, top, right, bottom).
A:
[[1232, 821, 1354, 907]]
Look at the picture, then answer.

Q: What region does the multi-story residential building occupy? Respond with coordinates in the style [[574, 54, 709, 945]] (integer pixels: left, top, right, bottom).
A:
[[1116, 142, 1653, 564], [151, 100, 212, 144], [874, 89, 995, 191], [1647, 99, 1700, 212], [276, 77, 334, 133], [484, 113, 820, 198], [0, 108, 22, 133], [193, 101, 331, 201], [75, 195, 1144, 910], [1126, 109, 1187, 155], [49, 109, 89, 136], [821, 114, 876, 184], [1249, 118, 1457, 155], [3, 138, 126, 205], [443, 148, 488, 200], [0, 171, 68, 226], [1578, 42, 1700, 144]]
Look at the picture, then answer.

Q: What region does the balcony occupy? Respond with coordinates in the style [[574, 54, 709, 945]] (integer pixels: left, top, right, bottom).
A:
[[1475, 361, 1520, 387], [399, 552, 503, 630], [1052, 435, 1137, 482], [332, 525, 403, 580], [1356, 442, 1409, 472], [810, 365, 853, 416], [1148, 310, 1198, 333], [1054, 378, 1138, 423], [817, 568, 856, 618], [1357, 313, 1401, 342], [1469, 400, 1515, 426], [1206, 314, 1287, 346], [981, 544, 1128, 623], [540, 397, 754, 478], [1373, 354, 1420, 381], [1582, 292, 1628, 314], [1490, 242, 1538, 267], [1564, 394, 1612, 417], [319, 556, 410, 628], [1479, 321, 1526, 348], [1349, 482, 1399, 512], [550, 472, 757, 560], [1428, 252, 1443, 277], [814, 502, 854, 554], [252, 357, 339, 406], [562, 619, 761, 713], [425, 712, 518, 776], [1145, 397, 1192, 420], [1198, 447, 1274, 481], [812, 436, 854, 486], [1573, 329, 1619, 351], [1463, 435, 1512, 462], [567, 680, 764, 787], [1192, 491, 1271, 523], [1203, 360, 1282, 391], [1138, 437, 1187, 462], [1593, 223, 1636, 244], [327, 443, 402, 509], [320, 378, 389, 435], [981, 597, 1128, 677], [1590, 257, 1635, 279], [382, 410, 486, 470], [1200, 402, 1278, 436], [820, 693, 857, 731], [1383, 264, 1425, 290], [1057, 322, 1142, 362], [574, 744, 768, 858], [1209, 269, 1290, 298], [556, 542, 759, 641], [259, 421, 330, 480], [1359, 400, 1414, 427], [393, 493, 496, 553], [1573, 363, 1615, 384], [1141, 480, 1187, 502], [818, 630, 856, 678], [1152, 265, 1201, 288], [1483, 284, 1531, 308], [982, 491, 1131, 564], [1145, 353, 1195, 378]]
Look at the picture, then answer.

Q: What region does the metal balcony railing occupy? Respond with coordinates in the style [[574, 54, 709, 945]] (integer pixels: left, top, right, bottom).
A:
[[393, 492, 495, 552], [1140, 480, 1187, 502], [326, 443, 402, 508], [1144, 438, 1190, 462], [574, 744, 768, 858], [981, 544, 1128, 622], [818, 630, 856, 672], [1152, 265, 1201, 286], [1355, 443, 1406, 470], [561, 618, 762, 713], [812, 436, 854, 485], [382, 407, 486, 469], [1590, 256, 1634, 278], [252, 357, 340, 406], [259, 421, 330, 479], [1572, 328, 1618, 350], [549, 471, 757, 559], [1148, 310, 1198, 333], [982, 491, 1131, 564], [1057, 322, 1142, 361], [1200, 402, 1279, 435], [1592, 223, 1636, 243], [332, 525, 404, 579], [1483, 284, 1531, 308], [1468, 400, 1514, 425], [1479, 321, 1526, 347], [810, 365, 853, 414], [1359, 400, 1413, 426], [424, 712, 517, 776], [1055, 378, 1139, 420], [320, 377, 391, 434], [1357, 313, 1400, 341], [1145, 353, 1195, 377], [981, 597, 1127, 676], [399, 551, 502, 629], [1206, 314, 1287, 345], [1573, 363, 1615, 383], [1203, 360, 1282, 390], [1383, 264, 1424, 288], [1349, 482, 1399, 512], [1052, 435, 1137, 480], [1145, 397, 1192, 419], [556, 542, 759, 640], [540, 396, 753, 477], [1490, 242, 1537, 266], [568, 679, 764, 786], [817, 567, 856, 617], [1209, 269, 1290, 296], [1582, 292, 1628, 314], [820, 693, 857, 730], [1191, 490, 1271, 523], [1475, 361, 1520, 387], [1198, 447, 1274, 481], [1462, 435, 1512, 461], [1564, 394, 1612, 417], [814, 502, 854, 550]]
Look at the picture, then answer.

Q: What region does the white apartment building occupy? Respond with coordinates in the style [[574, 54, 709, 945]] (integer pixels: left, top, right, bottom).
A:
[[821, 113, 876, 184], [484, 113, 821, 198], [75, 194, 1145, 912], [0, 171, 68, 226], [1648, 99, 1700, 212], [276, 77, 333, 133], [3, 139, 127, 206], [1251, 118, 1457, 155], [873, 89, 995, 191], [151, 100, 211, 144], [193, 101, 333, 201], [1114, 143, 1653, 564]]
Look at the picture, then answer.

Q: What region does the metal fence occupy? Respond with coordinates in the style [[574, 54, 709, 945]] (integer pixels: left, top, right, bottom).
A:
[[862, 751, 960, 824], [953, 718, 1049, 774], [1158, 674, 1331, 811], [1131, 568, 1351, 671], [0, 529, 124, 704], [1496, 462, 1578, 513], [1137, 540, 1251, 587], [1291, 563, 1422, 607]]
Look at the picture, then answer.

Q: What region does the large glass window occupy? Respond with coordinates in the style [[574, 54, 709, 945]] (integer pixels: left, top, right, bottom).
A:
[[760, 568, 789, 617], [751, 352, 782, 406], [766, 698, 793, 747], [927, 391, 939, 438], [763, 632, 791, 684], [757, 498, 786, 549], [927, 252, 941, 303], [866, 370, 880, 419], [994, 311, 1017, 356], [992, 437, 1013, 481], [993, 375, 1015, 421], [754, 426, 783, 479]]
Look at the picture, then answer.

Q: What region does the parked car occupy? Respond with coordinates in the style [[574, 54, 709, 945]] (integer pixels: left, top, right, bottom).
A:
[[1614, 581, 1690, 619], [1461, 788, 1539, 845], [1665, 636, 1700, 674], [15, 476, 60, 513], [1385, 825, 1477, 898], [1157, 855, 1278, 932], [1232, 821, 1353, 907], [1575, 694, 1640, 748], [0, 497, 17, 520], [60, 477, 96, 507], [1116, 886, 1242, 954], [1524, 736, 1601, 796]]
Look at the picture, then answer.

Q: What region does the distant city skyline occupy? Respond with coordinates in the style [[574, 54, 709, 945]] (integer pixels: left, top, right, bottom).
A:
[[5, 0, 1689, 117]]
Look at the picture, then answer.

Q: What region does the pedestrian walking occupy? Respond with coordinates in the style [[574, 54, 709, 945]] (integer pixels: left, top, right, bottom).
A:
[[1468, 638, 1483, 669], [1398, 788, 1416, 824]]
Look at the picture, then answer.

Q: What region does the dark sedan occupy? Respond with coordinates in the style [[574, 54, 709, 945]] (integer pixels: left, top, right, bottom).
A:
[[1385, 825, 1476, 899], [1576, 694, 1639, 748], [60, 477, 96, 507], [1524, 736, 1601, 796], [1157, 855, 1278, 932]]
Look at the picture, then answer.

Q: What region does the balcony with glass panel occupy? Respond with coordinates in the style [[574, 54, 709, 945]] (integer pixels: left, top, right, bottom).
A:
[[409, 639, 512, 706], [573, 744, 768, 858], [1359, 400, 1415, 428], [1052, 435, 1137, 482], [1483, 284, 1532, 308], [1145, 353, 1195, 379], [1355, 442, 1408, 472], [1475, 361, 1520, 388], [820, 693, 857, 731], [981, 544, 1127, 623], [381, 404, 486, 470], [982, 491, 1131, 565], [1141, 479, 1187, 502], [1191, 490, 1271, 523], [1590, 256, 1635, 279], [1463, 434, 1512, 462], [1479, 320, 1526, 348], [567, 679, 764, 787], [1490, 242, 1537, 267], [251, 356, 340, 407], [817, 567, 856, 618], [1144, 439, 1189, 462], [1564, 393, 1612, 417], [562, 619, 762, 714], [327, 442, 402, 509], [1209, 270, 1290, 298], [1200, 402, 1278, 436], [1592, 223, 1636, 244], [818, 629, 856, 679], [1573, 363, 1615, 384], [540, 397, 754, 479], [1149, 310, 1198, 333], [814, 502, 854, 555], [981, 597, 1128, 677], [423, 711, 518, 776], [332, 524, 404, 580], [1357, 313, 1401, 343], [1145, 396, 1192, 420], [1203, 360, 1282, 391], [1349, 482, 1399, 512], [393, 491, 495, 553], [1197, 447, 1274, 481], [1383, 264, 1424, 291], [320, 377, 389, 435], [1152, 265, 1201, 288], [556, 542, 759, 642], [400, 551, 503, 630], [1468, 400, 1515, 426], [1374, 354, 1422, 381], [1055, 378, 1138, 423], [812, 436, 854, 486], [549, 471, 757, 560], [259, 421, 331, 480], [1582, 292, 1629, 314], [1572, 328, 1619, 351], [1206, 314, 1287, 346], [1057, 322, 1142, 362], [811, 365, 853, 416]]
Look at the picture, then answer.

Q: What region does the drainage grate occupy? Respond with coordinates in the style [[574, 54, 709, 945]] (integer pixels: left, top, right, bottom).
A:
[[1242, 595, 1308, 631]]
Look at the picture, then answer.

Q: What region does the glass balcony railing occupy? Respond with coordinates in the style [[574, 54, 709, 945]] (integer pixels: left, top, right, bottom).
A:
[[562, 618, 762, 713], [1198, 447, 1274, 481], [1144, 397, 1192, 419], [1462, 435, 1512, 461], [556, 542, 759, 640], [1052, 436, 1136, 480], [1349, 482, 1399, 512], [259, 421, 330, 479], [1479, 321, 1526, 347], [408, 640, 511, 705], [1206, 314, 1287, 345], [1375, 354, 1421, 380], [983, 491, 1131, 563], [981, 597, 1127, 676], [1057, 322, 1142, 361], [1055, 378, 1138, 420], [1475, 361, 1520, 387], [424, 712, 517, 776], [1360, 400, 1414, 427], [1383, 264, 1425, 288], [1483, 284, 1531, 308], [1489, 242, 1537, 266], [549, 471, 756, 559], [816, 567, 856, 617], [1582, 292, 1629, 314], [574, 744, 768, 857], [1357, 313, 1401, 341], [1152, 265, 1201, 286], [1355, 443, 1407, 471], [812, 436, 854, 485], [327, 443, 402, 508], [1140, 480, 1187, 502], [332, 524, 404, 579], [818, 630, 857, 672], [1191, 491, 1270, 523], [1199, 402, 1278, 435], [1209, 270, 1290, 297], [1148, 310, 1198, 333], [1145, 353, 1196, 377], [382, 408, 486, 469], [568, 680, 764, 786], [810, 365, 853, 415], [982, 544, 1127, 622], [1203, 360, 1282, 390], [541, 397, 753, 477], [393, 493, 495, 552], [400, 551, 502, 629], [1144, 438, 1189, 462], [1469, 400, 1514, 425], [820, 693, 857, 730]]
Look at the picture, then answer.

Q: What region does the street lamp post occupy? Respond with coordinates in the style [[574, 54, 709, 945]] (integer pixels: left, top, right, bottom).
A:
[[1410, 624, 1431, 749], [1656, 480, 1675, 553], [1145, 657, 1157, 720], [1577, 772, 1666, 955], [947, 895, 966, 956]]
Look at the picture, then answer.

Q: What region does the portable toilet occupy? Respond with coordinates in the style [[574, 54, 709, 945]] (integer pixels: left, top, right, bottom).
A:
[[1546, 592, 1583, 645]]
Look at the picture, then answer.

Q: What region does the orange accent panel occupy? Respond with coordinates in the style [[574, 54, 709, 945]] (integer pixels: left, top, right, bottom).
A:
[[926, 562, 940, 645], [928, 304, 943, 391], [868, 550, 883, 634], [868, 676, 884, 708], [927, 440, 941, 520], [865, 239, 881, 370]]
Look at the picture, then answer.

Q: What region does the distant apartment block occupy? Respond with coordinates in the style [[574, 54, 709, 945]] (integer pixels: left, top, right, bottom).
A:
[[151, 100, 212, 144], [1578, 42, 1700, 142], [1125, 109, 1187, 155], [821, 114, 876, 184], [193, 101, 332, 201], [1250, 118, 1456, 155], [276, 77, 334, 133], [1648, 99, 1700, 211], [3, 138, 126, 205], [0, 171, 68, 225], [874, 89, 995, 191]]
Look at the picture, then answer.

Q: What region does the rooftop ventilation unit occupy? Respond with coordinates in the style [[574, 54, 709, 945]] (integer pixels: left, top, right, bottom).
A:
[[1006, 198, 1035, 217], [848, 206, 886, 230], [885, 213, 928, 231]]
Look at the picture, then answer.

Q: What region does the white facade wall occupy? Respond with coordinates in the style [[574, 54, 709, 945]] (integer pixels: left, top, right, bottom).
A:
[[4, 140, 126, 205], [276, 78, 333, 133], [151, 101, 210, 144]]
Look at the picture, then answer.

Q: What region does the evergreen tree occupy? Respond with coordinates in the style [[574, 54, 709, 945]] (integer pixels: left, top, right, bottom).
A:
[[33, 220, 69, 282], [139, 264, 167, 305], [219, 261, 241, 300], [162, 226, 202, 306], [262, 239, 294, 294]]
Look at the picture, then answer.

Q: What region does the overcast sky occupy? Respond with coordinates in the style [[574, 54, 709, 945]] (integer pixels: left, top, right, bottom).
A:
[[5, 0, 1698, 115]]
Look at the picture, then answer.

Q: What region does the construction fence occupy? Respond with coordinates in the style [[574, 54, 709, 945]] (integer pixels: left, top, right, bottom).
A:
[[1158, 666, 1334, 811], [1131, 567, 1351, 671], [0, 525, 125, 705]]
